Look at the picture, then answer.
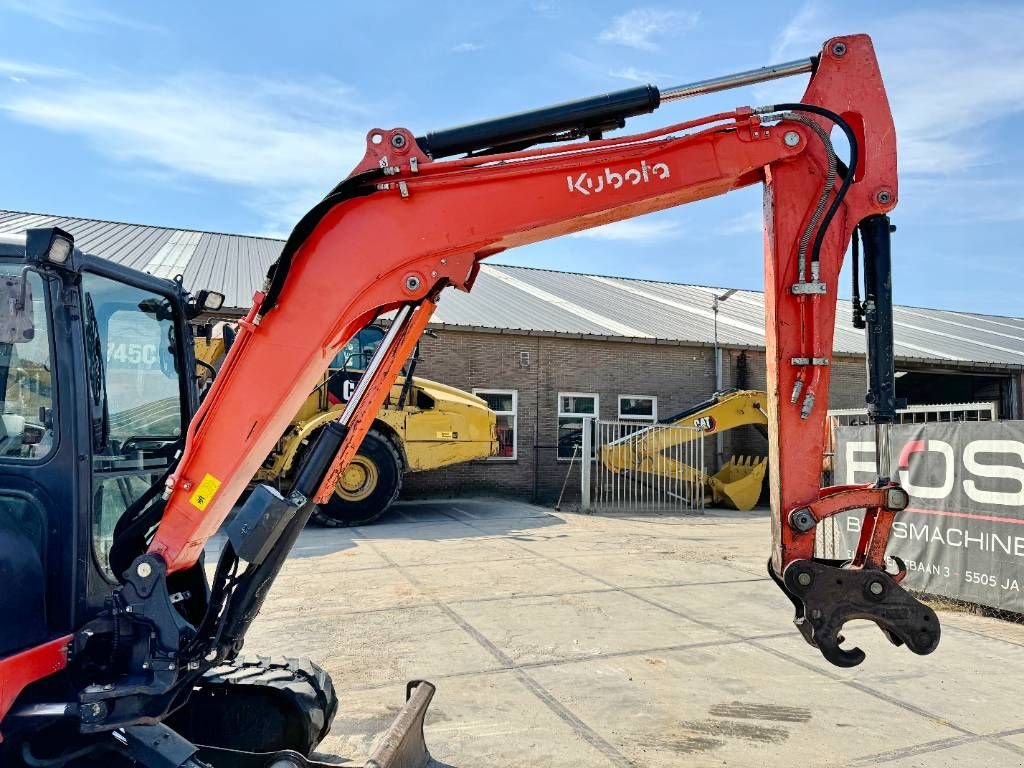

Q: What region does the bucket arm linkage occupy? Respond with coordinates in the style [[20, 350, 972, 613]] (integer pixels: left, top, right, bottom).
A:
[[141, 34, 934, 668]]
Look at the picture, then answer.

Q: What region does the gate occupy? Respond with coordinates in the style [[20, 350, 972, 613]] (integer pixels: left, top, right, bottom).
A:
[[583, 419, 705, 513]]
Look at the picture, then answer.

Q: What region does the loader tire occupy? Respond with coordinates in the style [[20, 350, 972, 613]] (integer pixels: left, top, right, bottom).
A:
[[166, 655, 338, 756], [311, 428, 403, 527]]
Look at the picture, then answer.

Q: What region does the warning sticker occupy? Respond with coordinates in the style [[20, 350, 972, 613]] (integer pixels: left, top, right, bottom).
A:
[[435, 431, 458, 440], [189, 473, 222, 511]]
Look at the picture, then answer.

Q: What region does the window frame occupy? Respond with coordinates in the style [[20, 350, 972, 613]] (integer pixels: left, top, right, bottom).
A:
[[557, 391, 599, 461], [0, 264, 59, 464], [473, 388, 517, 461], [618, 394, 658, 423]]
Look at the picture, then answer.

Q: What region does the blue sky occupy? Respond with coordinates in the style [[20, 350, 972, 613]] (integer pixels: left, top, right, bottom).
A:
[[0, 1, 1021, 315]]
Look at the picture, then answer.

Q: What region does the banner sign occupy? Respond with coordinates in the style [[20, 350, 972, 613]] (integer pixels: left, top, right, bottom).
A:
[[834, 422, 1024, 612]]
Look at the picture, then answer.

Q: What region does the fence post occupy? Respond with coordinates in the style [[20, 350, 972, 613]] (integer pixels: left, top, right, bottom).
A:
[[581, 417, 593, 511]]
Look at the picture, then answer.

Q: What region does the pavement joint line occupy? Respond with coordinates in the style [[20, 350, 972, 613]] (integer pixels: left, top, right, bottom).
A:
[[938, 619, 1024, 651], [846, 734, 983, 765], [352, 527, 638, 768], [331, 631, 794, 695], [454, 516, 985, 742], [848, 724, 1024, 765]]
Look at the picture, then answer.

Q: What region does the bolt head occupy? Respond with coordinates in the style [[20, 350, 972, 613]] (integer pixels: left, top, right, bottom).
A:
[[832, 41, 847, 56], [404, 275, 421, 291], [784, 130, 801, 147], [391, 133, 407, 149], [136, 561, 153, 579], [876, 190, 893, 205], [869, 580, 885, 595], [797, 572, 813, 587]]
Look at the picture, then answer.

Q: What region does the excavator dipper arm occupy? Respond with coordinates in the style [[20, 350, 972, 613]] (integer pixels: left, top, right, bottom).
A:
[[135, 34, 936, 669]]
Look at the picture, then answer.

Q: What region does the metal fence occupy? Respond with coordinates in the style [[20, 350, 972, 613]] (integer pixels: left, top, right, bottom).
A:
[[583, 419, 705, 513], [828, 401, 997, 427]]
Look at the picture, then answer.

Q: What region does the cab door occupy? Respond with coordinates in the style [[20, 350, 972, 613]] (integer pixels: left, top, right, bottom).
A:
[[78, 266, 191, 608]]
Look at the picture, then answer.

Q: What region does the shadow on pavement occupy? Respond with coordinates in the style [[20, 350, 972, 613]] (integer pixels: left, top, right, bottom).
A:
[[207, 497, 566, 561]]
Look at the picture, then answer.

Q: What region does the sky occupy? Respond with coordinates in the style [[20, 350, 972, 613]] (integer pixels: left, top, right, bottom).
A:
[[0, 1, 1022, 315]]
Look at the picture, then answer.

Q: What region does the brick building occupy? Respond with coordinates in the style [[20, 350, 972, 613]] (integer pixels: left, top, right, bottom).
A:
[[2, 209, 1022, 505]]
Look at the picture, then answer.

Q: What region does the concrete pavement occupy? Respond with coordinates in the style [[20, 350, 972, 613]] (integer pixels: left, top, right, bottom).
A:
[[239, 498, 1024, 767]]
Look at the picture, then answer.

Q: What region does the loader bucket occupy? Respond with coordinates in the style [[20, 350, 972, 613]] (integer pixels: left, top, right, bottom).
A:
[[709, 455, 767, 511]]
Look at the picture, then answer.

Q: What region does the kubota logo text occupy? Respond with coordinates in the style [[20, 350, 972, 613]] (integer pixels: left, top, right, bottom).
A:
[[567, 160, 670, 196]]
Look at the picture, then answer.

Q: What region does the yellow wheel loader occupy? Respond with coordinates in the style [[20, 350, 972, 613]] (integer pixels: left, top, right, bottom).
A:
[[196, 324, 497, 525], [600, 389, 769, 511]]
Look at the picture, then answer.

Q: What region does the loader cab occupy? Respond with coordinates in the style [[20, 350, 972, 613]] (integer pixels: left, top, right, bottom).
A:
[[324, 325, 385, 405], [0, 229, 203, 655]]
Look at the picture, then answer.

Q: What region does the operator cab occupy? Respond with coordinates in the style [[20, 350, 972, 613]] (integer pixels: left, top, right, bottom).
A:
[[0, 228, 217, 655]]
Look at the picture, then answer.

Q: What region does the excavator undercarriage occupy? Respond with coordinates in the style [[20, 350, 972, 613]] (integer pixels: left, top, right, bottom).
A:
[[0, 34, 940, 766]]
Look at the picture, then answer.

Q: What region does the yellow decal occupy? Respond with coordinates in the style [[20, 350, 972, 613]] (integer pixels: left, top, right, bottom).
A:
[[435, 431, 458, 440], [189, 473, 222, 511]]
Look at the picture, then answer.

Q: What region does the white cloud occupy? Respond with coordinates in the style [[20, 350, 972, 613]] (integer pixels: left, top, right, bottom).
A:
[[770, 1, 823, 63], [451, 42, 485, 53], [598, 8, 699, 52], [1, 73, 371, 233], [608, 66, 666, 84], [570, 219, 681, 242], [770, 2, 1024, 177], [0, 58, 73, 80], [0, 0, 160, 32], [717, 210, 762, 236]]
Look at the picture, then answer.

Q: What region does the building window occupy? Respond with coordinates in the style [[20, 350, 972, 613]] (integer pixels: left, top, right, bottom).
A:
[[618, 395, 657, 423], [557, 392, 598, 460], [474, 389, 517, 460]]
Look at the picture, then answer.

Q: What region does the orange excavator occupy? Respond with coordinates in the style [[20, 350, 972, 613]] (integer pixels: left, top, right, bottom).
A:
[[0, 34, 935, 767]]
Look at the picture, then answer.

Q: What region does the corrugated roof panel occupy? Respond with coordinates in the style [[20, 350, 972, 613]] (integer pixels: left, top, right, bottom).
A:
[[0, 208, 1021, 367]]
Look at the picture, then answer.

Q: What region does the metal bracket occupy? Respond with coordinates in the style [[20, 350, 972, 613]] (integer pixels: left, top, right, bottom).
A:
[[790, 281, 827, 295]]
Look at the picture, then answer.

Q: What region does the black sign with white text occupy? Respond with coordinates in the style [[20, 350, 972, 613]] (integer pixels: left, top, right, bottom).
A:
[[834, 422, 1024, 612]]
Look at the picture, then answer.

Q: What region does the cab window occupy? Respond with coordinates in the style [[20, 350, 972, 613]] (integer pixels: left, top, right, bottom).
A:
[[0, 268, 55, 460], [330, 326, 385, 371], [82, 273, 187, 580]]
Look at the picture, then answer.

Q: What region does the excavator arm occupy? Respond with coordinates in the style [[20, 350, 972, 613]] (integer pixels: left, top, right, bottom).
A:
[[0, 34, 942, 764], [139, 34, 933, 669]]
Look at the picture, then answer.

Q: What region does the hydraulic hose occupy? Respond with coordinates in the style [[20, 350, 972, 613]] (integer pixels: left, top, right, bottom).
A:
[[755, 103, 860, 276]]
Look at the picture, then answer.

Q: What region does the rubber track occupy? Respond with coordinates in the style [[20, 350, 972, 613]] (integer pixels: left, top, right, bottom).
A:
[[176, 655, 338, 755]]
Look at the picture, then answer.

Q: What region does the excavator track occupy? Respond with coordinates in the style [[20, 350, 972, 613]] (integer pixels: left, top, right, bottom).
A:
[[166, 656, 338, 756]]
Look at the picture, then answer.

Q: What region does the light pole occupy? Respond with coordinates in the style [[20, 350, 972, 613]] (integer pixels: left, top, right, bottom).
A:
[[712, 288, 737, 468]]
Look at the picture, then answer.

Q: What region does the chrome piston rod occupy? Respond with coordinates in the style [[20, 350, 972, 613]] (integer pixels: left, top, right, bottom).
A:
[[339, 304, 413, 426], [660, 57, 815, 103]]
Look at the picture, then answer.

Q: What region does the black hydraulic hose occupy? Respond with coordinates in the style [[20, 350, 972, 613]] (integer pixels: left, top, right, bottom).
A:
[[763, 103, 860, 269]]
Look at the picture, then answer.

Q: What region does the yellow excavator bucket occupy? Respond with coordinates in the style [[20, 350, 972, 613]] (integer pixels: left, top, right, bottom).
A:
[[709, 455, 768, 511]]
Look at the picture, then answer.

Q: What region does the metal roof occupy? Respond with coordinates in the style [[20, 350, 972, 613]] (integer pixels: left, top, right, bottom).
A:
[[0, 210, 281, 310], [1, 209, 1022, 368]]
